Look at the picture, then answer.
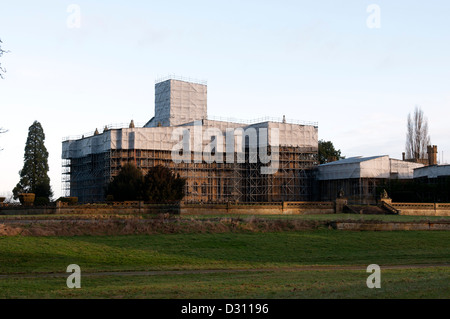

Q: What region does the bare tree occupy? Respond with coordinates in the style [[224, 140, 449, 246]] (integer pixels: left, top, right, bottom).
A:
[[405, 106, 430, 160], [0, 38, 8, 79], [0, 128, 6, 151], [1, 38, 9, 149]]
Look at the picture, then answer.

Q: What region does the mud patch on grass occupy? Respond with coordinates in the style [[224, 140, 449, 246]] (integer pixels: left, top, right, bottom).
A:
[[0, 217, 329, 237]]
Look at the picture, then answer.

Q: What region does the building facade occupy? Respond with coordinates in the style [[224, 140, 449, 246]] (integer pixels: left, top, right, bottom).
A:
[[62, 78, 319, 203], [317, 155, 424, 204]]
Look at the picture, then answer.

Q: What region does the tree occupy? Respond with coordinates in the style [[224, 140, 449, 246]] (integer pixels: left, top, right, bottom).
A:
[[143, 165, 186, 203], [106, 163, 145, 201], [105, 164, 186, 203], [0, 39, 8, 151], [0, 127, 6, 151], [318, 140, 344, 164], [0, 38, 9, 79], [0, 38, 8, 147], [405, 106, 430, 160], [13, 121, 53, 201]]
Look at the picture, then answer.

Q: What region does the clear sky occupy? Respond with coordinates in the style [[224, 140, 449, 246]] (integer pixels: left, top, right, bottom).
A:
[[0, 0, 449, 199]]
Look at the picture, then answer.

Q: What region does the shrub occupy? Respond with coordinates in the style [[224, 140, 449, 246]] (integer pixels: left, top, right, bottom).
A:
[[143, 165, 186, 203], [34, 197, 50, 207], [105, 164, 186, 203], [106, 163, 145, 201], [57, 197, 78, 205]]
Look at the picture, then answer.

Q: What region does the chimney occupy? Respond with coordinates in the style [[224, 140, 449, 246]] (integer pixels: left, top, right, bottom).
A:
[[328, 156, 338, 163], [427, 145, 438, 166], [402, 152, 405, 161]]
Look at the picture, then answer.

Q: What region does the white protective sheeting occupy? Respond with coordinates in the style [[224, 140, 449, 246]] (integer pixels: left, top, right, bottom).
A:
[[414, 165, 450, 179], [389, 159, 424, 179], [63, 78, 318, 159], [145, 79, 207, 128], [62, 131, 113, 158], [269, 122, 318, 148], [62, 120, 319, 159], [62, 128, 178, 158], [318, 156, 386, 180], [318, 156, 422, 180], [243, 122, 317, 148]]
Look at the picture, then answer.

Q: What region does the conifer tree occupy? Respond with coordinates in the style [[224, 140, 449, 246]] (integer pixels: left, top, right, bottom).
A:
[[13, 121, 53, 201]]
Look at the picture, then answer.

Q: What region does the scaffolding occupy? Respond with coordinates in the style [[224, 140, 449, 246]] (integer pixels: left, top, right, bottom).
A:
[[317, 155, 424, 204], [62, 123, 319, 203], [61, 78, 319, 203], [62, 144, 318, 203]]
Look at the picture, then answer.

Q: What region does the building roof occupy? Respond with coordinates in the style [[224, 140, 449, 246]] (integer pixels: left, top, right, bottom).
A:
[[414, 165, 450, 179], [318, 155, 423, 180], [320, 155, 386, 166]]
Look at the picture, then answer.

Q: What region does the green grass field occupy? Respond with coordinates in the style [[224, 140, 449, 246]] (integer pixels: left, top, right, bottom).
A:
[[0, 230, 449, 298], [1, 268, 449, 299]]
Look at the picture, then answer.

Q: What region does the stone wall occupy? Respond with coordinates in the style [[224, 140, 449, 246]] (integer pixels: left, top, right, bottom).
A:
[[391, 202, 450, 217], [3, 200, 450, 217], [1, 201, 335, 216], [180, 202, 335, 215]]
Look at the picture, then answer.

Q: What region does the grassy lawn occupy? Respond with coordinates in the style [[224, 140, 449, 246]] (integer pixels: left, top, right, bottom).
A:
[[0, 231, 448, 274], [0, 268, 448, 299], [0, 230, 448, 298]]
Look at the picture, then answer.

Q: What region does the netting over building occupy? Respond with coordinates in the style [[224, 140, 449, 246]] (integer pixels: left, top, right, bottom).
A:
[[144, 79, 207, 128], [317, 155, 424, 203], [62, 78, 319, 203]]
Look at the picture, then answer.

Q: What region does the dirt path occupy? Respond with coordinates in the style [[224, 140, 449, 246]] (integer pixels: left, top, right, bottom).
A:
[[1, 263, 448, 279]]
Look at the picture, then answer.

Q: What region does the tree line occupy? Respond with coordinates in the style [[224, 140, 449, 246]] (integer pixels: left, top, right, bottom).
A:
[[106, 163, 186, 202]]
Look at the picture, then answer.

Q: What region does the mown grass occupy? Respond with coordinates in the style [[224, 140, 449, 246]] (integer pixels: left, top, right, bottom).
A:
[[0, 231, 449, 274], [1, 267, 449, 299], [0, 230, 449, 299]]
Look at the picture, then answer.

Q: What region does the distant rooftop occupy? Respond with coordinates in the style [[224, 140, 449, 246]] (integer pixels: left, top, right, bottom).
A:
[[319, 155, 387, 166], [62, 115, 318, 142], [155, 74, 207, 86], [414, 164, 450, 179], [206, 115, 318, 127]]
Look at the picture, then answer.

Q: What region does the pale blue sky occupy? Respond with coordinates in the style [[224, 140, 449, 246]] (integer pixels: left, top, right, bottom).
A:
[[1, 1, 449, 199]]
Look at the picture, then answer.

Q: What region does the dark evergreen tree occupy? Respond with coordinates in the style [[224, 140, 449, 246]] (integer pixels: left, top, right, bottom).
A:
[[105, 164, 186, 203], [106, 163, 145, 201], [318, 140, 344, 164], [143, 165, 186, 203], [13, 121, 53, 201]]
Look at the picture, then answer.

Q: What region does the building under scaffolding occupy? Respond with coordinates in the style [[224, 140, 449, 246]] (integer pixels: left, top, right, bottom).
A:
[[62, 77, 319, 203], [317, 155, 424, 204]]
